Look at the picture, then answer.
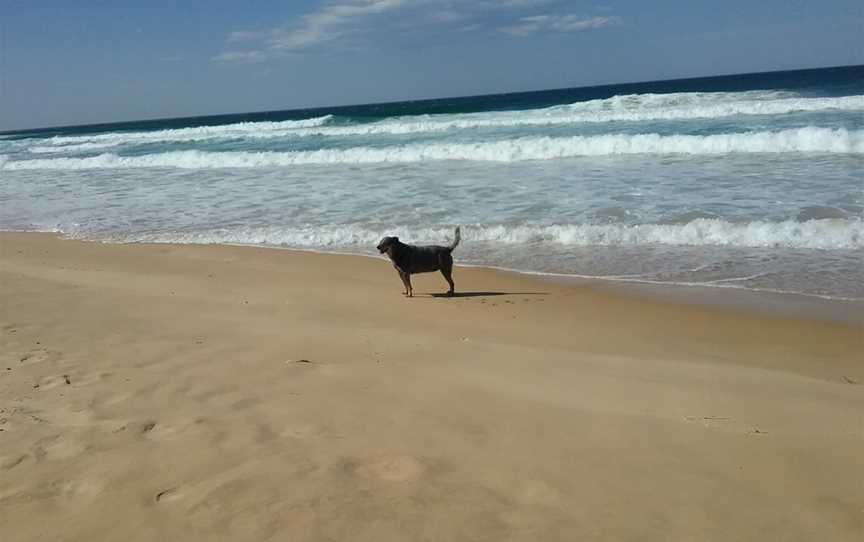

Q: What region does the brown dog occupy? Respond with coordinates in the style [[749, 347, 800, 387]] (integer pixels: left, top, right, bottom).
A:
[[377, 227, 461, 297]]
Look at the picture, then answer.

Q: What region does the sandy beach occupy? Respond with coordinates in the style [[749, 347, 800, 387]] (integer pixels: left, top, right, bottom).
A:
[[1, 232, 862, 541]]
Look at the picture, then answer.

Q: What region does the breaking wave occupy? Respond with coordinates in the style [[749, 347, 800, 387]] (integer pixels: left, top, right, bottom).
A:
[[111, 218, 863, 250], [316, 93, 864, 136], [28, 115, 336, 152], [4, 128, 861, 169], [18, 92, 864, 152]]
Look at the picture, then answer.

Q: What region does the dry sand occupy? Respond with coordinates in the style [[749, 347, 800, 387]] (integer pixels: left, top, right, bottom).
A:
[[1, 232, 862, 541]]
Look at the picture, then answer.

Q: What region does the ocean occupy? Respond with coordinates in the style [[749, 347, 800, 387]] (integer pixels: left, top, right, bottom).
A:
[[1, 65, 862, 300]]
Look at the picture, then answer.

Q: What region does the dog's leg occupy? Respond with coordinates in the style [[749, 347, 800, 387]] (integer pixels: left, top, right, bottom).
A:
[[397, 270, 411, 296], [405, 273, 413, 297], [440, 258, 455, 296]]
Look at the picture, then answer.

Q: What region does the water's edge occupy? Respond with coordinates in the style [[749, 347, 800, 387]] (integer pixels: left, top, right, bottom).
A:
[[8, 231, 859, 325]]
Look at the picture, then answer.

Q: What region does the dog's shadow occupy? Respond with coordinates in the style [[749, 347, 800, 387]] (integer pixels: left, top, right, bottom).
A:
[[427, 291, 548, 299]]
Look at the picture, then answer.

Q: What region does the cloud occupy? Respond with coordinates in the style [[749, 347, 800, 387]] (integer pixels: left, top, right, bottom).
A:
[[500, 14, 621, 36], [213, 1, 621, 62], [211, 50, 269, 63], [458, 23, 483, 33], [227, 30, 263, 43], [267, 0, 405, 52], [429, 9, 470, 24], [490, 0, 556, 7]]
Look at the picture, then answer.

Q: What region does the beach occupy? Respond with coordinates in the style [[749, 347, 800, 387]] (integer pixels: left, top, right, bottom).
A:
[[1, 232, 861, 541], [3, 66, 863, 300]]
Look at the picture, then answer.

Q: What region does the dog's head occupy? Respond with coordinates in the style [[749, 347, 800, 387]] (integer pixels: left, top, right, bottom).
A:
[[376, 236, 399, 255]]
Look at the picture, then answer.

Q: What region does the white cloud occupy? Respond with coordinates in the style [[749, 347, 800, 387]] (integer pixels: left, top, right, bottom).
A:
[[500, 14, 620, 36], [214, 0, 407, 62], [490, 0, 556, 7], [458, 23, 483, 33], [213, 1, 622, 62], [268, 0, 405, 51], [227, 30, 262, 43], [211, 50, 269, 63], [430, 9, 470, 24]]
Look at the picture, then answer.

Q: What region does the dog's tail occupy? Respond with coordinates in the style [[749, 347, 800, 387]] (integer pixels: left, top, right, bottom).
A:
[[449, 226, 461, 251]]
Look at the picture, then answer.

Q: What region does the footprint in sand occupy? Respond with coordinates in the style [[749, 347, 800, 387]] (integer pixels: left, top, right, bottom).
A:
[[97, 390, 136, 408], [113, 420, 159, 437], [1, 453, 30, 471], [1, 478, 104, 504], [140, 421, 158, 434], [32, 435, 87, 461], [515, 479, 563, 507], [155, 487, 183, 503], [230, 397, 261, 410], [352, 455, 425, 482], [283, 359, 337, 376], [17, 349, 51, 366], [56, 479, 104, 500], [65, 371, 112, 388], [33, 374, 72, 391], [683, 416, 733, 429], [50, 404, 98, 427], [281, 424, 323, 440], [126, 419, 210, 442]]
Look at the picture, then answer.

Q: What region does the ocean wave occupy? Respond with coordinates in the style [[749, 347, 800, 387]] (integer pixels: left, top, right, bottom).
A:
[[31, 115, 336, 151], [108, 218, 863, 250], [20, 92, 864, 151], [4, 128, 862, 169], [28, 141, 131, 154], [305, 94, 864, 137]]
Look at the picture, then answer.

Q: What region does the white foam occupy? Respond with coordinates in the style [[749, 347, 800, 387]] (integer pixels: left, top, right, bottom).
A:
[[32, 115, 335, 151], [4, 127, 861, 170], [298, 94, 864, 137], [28, 141, 129, 154], [112, 218, 863, 250], [21, 92, 864, 151]]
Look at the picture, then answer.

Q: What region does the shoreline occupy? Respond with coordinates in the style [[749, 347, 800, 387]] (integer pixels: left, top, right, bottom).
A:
[[1, 231, 862, 541], [11, 230, 863, 324], [3, 230, 860, 380]]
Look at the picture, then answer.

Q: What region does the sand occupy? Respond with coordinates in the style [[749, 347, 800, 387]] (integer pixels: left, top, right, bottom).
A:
[[1, 232, 862, 541]]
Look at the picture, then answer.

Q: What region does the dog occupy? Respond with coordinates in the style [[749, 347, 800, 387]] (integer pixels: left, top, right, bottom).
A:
[[377, 227, 461, 297]]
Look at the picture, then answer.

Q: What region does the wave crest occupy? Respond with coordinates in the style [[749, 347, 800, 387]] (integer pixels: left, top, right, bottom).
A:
[[30, 115, 336, 152], [111, 218, 863, 250], [4, 128, 861, 169], [18, 92, 864, 152]]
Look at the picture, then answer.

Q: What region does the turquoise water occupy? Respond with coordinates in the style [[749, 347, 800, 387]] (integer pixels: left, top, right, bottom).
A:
[[1, 66, 862, 298]]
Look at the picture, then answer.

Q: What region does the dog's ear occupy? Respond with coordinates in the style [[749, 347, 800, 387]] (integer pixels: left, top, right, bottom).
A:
[[392, 237, 399, 243]]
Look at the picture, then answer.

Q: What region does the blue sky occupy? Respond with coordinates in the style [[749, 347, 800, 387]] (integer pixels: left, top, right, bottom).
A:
[[1, 0, 861, 130]]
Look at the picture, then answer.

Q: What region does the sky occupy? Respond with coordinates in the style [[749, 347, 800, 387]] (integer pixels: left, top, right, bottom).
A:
[[0, 0, 862, 131]]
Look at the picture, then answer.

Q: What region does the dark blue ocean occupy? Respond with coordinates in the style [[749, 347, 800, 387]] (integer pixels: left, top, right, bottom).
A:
[[2, 65, 863, 298]]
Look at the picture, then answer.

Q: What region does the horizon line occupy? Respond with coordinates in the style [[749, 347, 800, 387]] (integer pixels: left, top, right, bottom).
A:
[[2, 63, 861, 135]]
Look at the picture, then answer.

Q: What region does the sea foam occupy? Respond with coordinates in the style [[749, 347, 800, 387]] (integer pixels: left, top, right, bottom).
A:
[[20, 92, 864, 152], [4, 127, 861, 169], [112, 218, 863, 251]]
